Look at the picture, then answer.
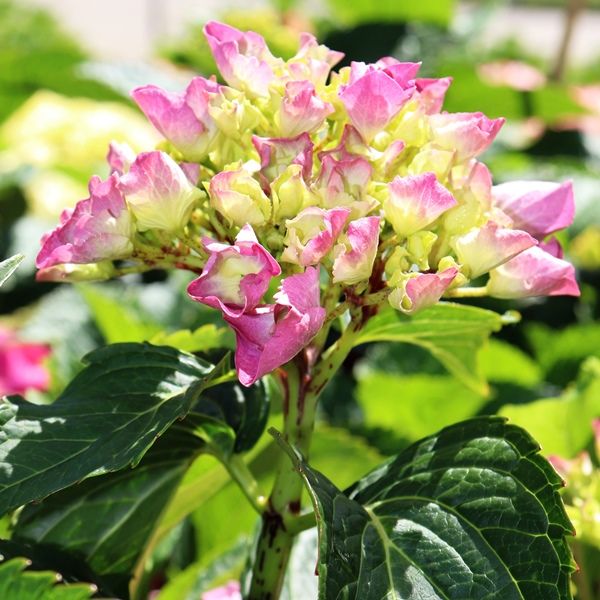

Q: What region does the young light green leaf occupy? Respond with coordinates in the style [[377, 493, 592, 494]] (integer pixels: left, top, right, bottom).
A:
[[0, 254, 24, 287], [150, 324, 235, 353], [500, 357, 600, 457], [79, 285, 162, 343], [275, 417, 575, 600], [355, 303, 504, 394], [0, 343, 233, 516], [0, 557, 95, 600]]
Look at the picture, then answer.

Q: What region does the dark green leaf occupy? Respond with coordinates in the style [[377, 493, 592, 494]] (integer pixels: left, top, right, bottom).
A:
[[0, 343, 230, 515], [275, 417, 575, 599], [356, 303, 505, 394], [196, 379, 270, 454], [0, 557, 95, 600], [12, 426, 204, 598], [0, 254, 23, 287]]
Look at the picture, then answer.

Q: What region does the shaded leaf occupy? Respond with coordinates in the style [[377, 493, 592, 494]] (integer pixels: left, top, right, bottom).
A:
[[0, 557, 95, 600], [0, 343, 232, 515], [275, 417, 575, 600], [356, 303, 504, 394], [12, 426, 205, 598], [0, 254, 23, 287]]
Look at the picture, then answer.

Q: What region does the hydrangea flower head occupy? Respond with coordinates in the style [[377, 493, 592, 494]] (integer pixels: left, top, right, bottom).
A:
[[36, 21, 580, 386]]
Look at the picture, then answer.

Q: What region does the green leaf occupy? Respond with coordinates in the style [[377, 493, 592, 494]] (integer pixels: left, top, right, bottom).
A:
[[0, 254, 23, 287], [150, 324, 235, 353], [479, 339, 542, 387], [356, 303, 504, 394], [526, 323, 600, 386], [196, 379, 270, 454], [275, 417, 575, 600], [0, 557, 95, 600], [79, 285, 162, 343], [11, 426, 204, 598], [357, 373, 487, 443], [0, 343, 231, 515], [499, 357, 600, 458]]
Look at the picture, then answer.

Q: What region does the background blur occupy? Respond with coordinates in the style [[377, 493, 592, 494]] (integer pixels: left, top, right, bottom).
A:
[[2, 0, 600, 598]]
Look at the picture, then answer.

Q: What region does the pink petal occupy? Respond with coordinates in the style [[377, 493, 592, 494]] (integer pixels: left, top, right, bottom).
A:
[[132, 77, 219, 161], [279, 81, 334, 137], [107, 141, 136, 175], [187, 225, 281, 318], [429, 112, 505, 161], [252, 133, 313, 181], [204, 21, 277, 97], [415, 77, 452, 114], [36, 174, 133, 269], [225, 267, 325, 386], [492, 180, 574, 239], [452, 221, 537, 278], [333, 216, 381, 284], [385, 172, 457, 237], [487, 245, 580, 298], [119, 151, 201, 232], [339, 70, 415, 143], [287, 33, 344, 86], [316, 154, 372, 208], [389, 268, 458, 314]]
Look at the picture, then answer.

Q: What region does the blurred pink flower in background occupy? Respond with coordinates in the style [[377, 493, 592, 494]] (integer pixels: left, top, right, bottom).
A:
[[477, 60, 547, 92], [202, 580, 242, 600], [0, 328, 50, 396]]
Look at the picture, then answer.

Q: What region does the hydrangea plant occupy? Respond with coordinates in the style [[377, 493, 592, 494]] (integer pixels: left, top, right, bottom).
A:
[[0, 22, 580, 600]]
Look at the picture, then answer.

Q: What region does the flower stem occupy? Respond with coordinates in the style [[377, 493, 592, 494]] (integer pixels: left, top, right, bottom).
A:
[[247, 311, 364, 599], [223, 454, 267, 515]]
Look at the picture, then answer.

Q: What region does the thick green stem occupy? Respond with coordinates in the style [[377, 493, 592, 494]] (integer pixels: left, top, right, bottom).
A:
[[247, 312, 364, 599]]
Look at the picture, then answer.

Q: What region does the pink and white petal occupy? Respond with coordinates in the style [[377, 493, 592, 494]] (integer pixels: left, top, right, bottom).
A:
[[415, 77, 452, 114], [389, 268, 458, 314], [385, 172, 457, 237], [452, 221, 537, 278], [204, 21, 276, 97], [429, 112, 505, 161], [332, 216, 381, 284], [187, 225, 280, 317], [131, 78, 218, 161], [487, 246, 580, 298], [119, 151, 201, 232], [252, 133, 313, 181], [37, 174, 133, 269], [279, 81, 334, 137], [282, 207, 350, 266], [339, 70, 414, 143]]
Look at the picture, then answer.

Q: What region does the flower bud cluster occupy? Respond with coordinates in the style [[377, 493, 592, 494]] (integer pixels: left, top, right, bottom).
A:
[[36, 21, 580, 384]]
